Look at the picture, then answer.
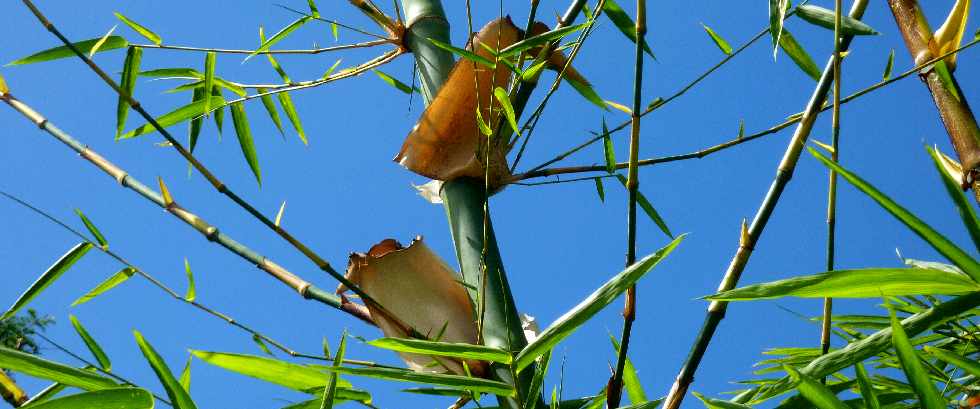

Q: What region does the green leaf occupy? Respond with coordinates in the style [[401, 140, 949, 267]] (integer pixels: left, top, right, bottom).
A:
[[888, 307, 945, 409], [249, 16, 312, 59], [602, 0, 655, 57], [373, 69, 413, 94], [779, 29, 820, 81], [701, 23, 732, 55], [211, 86, 225, 134], [133, 330, 198, 409], [21, 383, 67, 406], [615, 175, 674, 238], [498, 24, 587, 58], [120, 96, 225, 139], [795, 5, 879, 36], [324, 366, 515, 396], [514, 235, 684, 371], [933, 60, 961, 102], [323, 59, 343, 79], [8, 36, 128, 66], [68, 315, 111, 371], [89, 26, 118, 58], [307, 0, 320, 18], [784, 366, 849, 409], [255, 88, 284, 137], [523, 351, 550, 409], [603, 120, 616, 173], [0, 74, 8, 95], [368, 338, 512, 364], [427, 38, 495, 69], [610, 336, 647, 405], [0, 346, 117, 390], [203, 52, 216, 116], [251, 334, 274, 356], [769, 0, 789, 59], [883, 50, 895, 80], [331, 23, 339, 41], [594, 178, 605, 202], [3, 242, 92, 320], [259, 27, 292, 84], [179, 356, 192, 393], [522, 59, 548, 82], [20, 388, 153, 409], [116, 46, 142, 140], [72, 267, 135, 307], [854, 362, 880, 409], [567, 77, 606, 110], [74, 209, 108, 249], [494, 87, 520, 136], [114, 12, 162, 45], [321, 332, 347, 409], [278, 92, 307, 145], [183, 259, 196, 301], [706, 268, 980, 300], [403, 387, 470, 397], [923, 345, 980, 377], [230, 102, 262, 185], [810, 147, 980, 281], [693, 392, 752, 409], [927, 146, 980, 253], [475, 107, 493, 137], [190, 351, 350, 391]]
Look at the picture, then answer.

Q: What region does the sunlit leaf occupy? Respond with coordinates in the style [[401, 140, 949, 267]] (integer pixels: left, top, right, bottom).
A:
[[190, 351, 351, 391], [594, 178, 605, 202], [74, 209, 108, 249], [611, 336, 646, 405], [602, 0, 654, 57], [494, 87, 520, 136], [779, 29, 820, 81], [116, 46, 142, 139], [203, 52, 216, 116], [331, 23, 339, 41], [274, 201, 286, 227], [179, 356, 192, 393], [88, 26, 118, 57], [114, 12, 162, 45], [321, 331, 347, 409], [8, 36, 128, 66], [69, 315, 111, 371], [706, 268, 980, 300], [257, 88, 284, 137], [854, 362, 880, 409], [794, 5, 879, 36], [324, 366, 515, 396], [368, 338, 512, 364], [616, 175, 673, 238], [72, 267, 135, 307], [258, 27, 292, 84], [158, 177, 174, 206], [923, 345, 980, 378], [784, 366, 849, 409], [183, 259, 196, 302], [323, 59, 342, 79], [0, 73, 8, 94], [278, 92, 307, 145], [475, 107, 493, 137], [603, 120, 616, 173], [373, 69, 414, 94], [769, 0, 789, 59], [427, 38, 495, 69], [251, 335, 274, 357], [701, 23, 732, 55], [498, 24, 587, 58], [0, 346, 116, 390], [605, 100, 632, 114], [230, 102, 262, 185], [134, 330, 198, 409], [20, 388, 153, 409], [249, 16, 312, 60], [693, 391, 752, 409], [120, 96, 225, 139], [883, 50, 895, 80], [888, 307, 945, 409], [927, 146, 980, 253], [3, 242, 92, 320], [567, 77, 606, 110]]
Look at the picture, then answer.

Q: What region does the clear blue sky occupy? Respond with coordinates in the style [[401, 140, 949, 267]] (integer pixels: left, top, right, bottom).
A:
[[2, 1, 977, 408]]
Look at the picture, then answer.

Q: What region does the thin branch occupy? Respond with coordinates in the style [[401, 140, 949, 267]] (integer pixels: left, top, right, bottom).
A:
[[131, 39, 389, 55], [820, 0, 844, 363], [513, 174, 616, 186], [276, 3, 393, 41]]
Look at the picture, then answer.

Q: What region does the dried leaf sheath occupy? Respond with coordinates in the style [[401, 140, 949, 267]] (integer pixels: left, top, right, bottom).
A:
[[337, 237, 484, 376]]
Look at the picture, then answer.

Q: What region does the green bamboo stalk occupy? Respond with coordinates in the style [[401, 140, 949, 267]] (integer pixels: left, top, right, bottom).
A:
[[660, 2, 870, 408], [820, 0, 844, 361], [0, 89, 373, 325], [607, 0, 647, 407], [400, 0, 453, 103], [886, 0, 980, 204], [0, 370, 27, 407]]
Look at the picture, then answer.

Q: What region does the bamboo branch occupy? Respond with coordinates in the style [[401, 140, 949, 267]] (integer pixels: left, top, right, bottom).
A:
[[0, 90, 372, 325], [132, 39, 389, 55], [820, 0, 844, 361], [660, 2, 870, 408]]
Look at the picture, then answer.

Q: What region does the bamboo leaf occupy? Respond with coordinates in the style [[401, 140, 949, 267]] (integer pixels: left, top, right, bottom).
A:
[[120, 96, 225, 139], [475, 107, 493, 137], [20, 388, 153, 409], [494, 87, 520, 136], [603, 120, 616, 173], [211, 86, 225, 134], [307, 0, 320, 18], [693, 392, 752, 409], [522, 60, 548, 82], [278, 92, 307, 145], [74, 209, 108, 249], [8, 36, 128, 66], [810, 147, 980, 281], [68, 315, 111, 371], [251, 335, 274, 356], [367, 338, 512, 364], [183, 259, 196, 302], [229, 102, 261, 185], [258, 27, 292, 84], [3, 242, 92, 320], [933, 60, 961, 102], [888, 307, 945, 409], [0, 346, 117, 390], [594, 178, 605, 202], [249, 17, 312, 60], [927, 146, 980, 253], [854, 362, 880, 409], [133, 330, 198, 409], [0, 73, 8, 94], [116, 46, 142, 140], [602, 0, 654, 57], [769, 0, 789, 59], [88, 26, 118, 57], [610, 336, 647, 405], [784, 366, 849, 409], [427, 38, 495, 69], [72, 267, 135, 307], [706, 268, 980, 300], [514, 235, 684, 371], [114, 12, 162, 45], [258, 88, 284, 136], [179, 356, 192, 393], [203, 52, 216, 116], [701, 23, 732, 55], [567, 77, 607, 110], [883, 50, 895, 80], [523, 351, 550, 409], [498, 24, 587, 57], [605, 100, 632, 115], [323, 59, 343, 79], [331, 23, 339, 41], [274, 201, 286, 227], [158, 177, 174, 206], [923, 345, 980, 377], [616, 175, 674, 238], [373, 69, 414, 94], [190, 351, 351, 391], [779, 29, 820, 81], [321, 332, 347, 409], [794, 5, 879, 36], [324, 366, 515, 396]]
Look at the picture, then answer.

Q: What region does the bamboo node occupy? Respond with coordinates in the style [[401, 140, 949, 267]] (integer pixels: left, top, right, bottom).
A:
[[204, 226, 219, 242]]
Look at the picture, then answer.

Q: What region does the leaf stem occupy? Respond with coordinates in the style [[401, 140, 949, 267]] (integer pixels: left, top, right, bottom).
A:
[[820, 0, 844, 362]]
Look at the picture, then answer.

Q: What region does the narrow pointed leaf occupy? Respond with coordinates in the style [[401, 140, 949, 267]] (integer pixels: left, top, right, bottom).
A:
[[230, 102, 262, 185], [179, 356, 192, 393], [785, 366, 849, 409], [258, 88, 284, 136], [427, 38, 495, 69], [249, 17, 312, 59], [368, 338, 512, 364], [203, 52, 216, 116], [0, 73, 8, 94], [324, 366, 515, 396], [810, 147, 980, 281], [274, 201, 286, 227], [853, 362, 880, 409], [211, 86, 225, 134], [307, 0, 320, 18], [567, 77, 606, 110], [8, 37, 128, 66], [795, 5, 879, 36], [3, 242, 92, 320], [603, 121, 616, 173], [183, 259, 196, 302], [158, 177, 174, 206], [602, 0, 654, 57], [693, 392, 752, 409], [476, 107, 493, 136], [616, 175, 673, 238], [74, 209, 108, 249], [605, 100, 632, 114], [187, 87, 204, 152], [611, 336, 646, 404], [0, 346, 116, 390], [190, 351, 351, 391], [323, 59, 342, 79], [120, 96, 225, 139], [20, 388, 153, 409], [524, 351, 550, 409], [701, 23, 732, 55], [883, 50, 895, 80], [522, 59, 548, 82], [68, 315, 111, 371], [373, 70, 413, 94], [779, 29, 820, 81], [331, 23, 339, 41], [494, 87, 520, 136], [888, 308, 945, 409], [72, 267, 135, 307], [116, 47, 142, 139], [707, 268, 980, 300], [114, 13, 162, 45], [88, 26, 118, 57], [321, 332, 347, 409], [134, 330, 198, 409], [594, 178, 605, 202], [923, 345, 980, 377], [927, 146, 980, 253], [769, 0, 789, 58], [498, 24, 587, 57], [20, 382, 67, 407], [278, 92, 307, 145], [514, 235, 684, 371], [258, 27, 292, 84]]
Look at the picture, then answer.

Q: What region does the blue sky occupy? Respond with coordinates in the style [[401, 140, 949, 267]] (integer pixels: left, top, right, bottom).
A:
[[1, 1, 978, 408]]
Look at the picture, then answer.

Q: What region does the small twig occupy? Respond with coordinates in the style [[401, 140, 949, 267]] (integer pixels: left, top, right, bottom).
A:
[[820, 0, 844, 364], [276, 4, 392, 41], [131, 39, 389, 55]]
